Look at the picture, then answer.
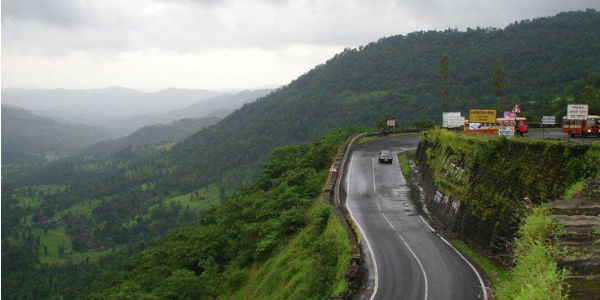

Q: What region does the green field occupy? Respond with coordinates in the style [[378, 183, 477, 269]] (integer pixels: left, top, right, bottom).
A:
[[126, 183, 221, 227], [163, 183, 221, 211], [32, 225, 113, 264]]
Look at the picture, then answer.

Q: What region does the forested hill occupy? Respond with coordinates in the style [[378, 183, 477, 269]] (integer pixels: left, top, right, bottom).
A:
[[165, 10, 600, 192], [1, 105, 111, 164], [80, 116, 221, 158]]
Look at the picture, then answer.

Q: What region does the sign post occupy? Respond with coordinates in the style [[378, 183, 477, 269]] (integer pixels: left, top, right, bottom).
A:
[[567, 104, 588, 120], [469, 109, 497, 124], [512, 103, 522, 114], [541, 116, 556, 139], [386, 119, 396, 132], [442, 112, 464, 129]]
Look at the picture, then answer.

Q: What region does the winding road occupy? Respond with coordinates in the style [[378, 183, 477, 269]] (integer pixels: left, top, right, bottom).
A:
[[343, 135, 486, 300]]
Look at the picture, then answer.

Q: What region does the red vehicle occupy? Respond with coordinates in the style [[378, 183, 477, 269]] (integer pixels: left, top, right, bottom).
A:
[[562, 115, 600, 137], [497, 117, 529, 136], [464, 117, 528, 136]]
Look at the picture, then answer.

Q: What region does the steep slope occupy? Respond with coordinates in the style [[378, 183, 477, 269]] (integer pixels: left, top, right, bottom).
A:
[[1, 105, 111, 164], [165, 10, 600, 192], [81, 116, 221, 158]]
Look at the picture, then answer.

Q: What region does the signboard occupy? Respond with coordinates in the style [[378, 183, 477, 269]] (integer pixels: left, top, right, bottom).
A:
[[499, 126, 515, 137], [442, 112, 462, 128], [512, 103, 522, 114], [329, 164, 337, 173], [567, 104, 588, 120], [541, 116, 556, 125], [504, 111, 516, 119], [468, 123, 481, 130], [469, 109, 497, 123], [386, 119, 396, 127], [446, 116, 465, 128]]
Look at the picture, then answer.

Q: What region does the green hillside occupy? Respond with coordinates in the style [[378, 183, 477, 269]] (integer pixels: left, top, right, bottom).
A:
[[1, 105, 111, 164], [166, 10, 600, 193], [3, 10, 600, 300], [81, 116, 221, 158]]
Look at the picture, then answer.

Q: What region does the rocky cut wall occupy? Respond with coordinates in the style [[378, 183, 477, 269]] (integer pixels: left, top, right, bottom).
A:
[[416, 129, 593, 253]]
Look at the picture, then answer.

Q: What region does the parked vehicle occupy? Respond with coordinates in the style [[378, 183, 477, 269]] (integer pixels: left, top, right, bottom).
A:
[[497, 117, 529, 136], [562, 115, 600, 137], [378, 150, 393, 163], [463, 117, 528, 136]]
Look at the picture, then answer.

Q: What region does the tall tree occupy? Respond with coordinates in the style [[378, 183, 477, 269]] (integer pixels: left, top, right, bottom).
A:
[[492, 58, 508, 111], [440, 54, 450, 111]]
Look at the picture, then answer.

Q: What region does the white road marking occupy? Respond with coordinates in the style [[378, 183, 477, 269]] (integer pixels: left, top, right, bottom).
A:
[[373, 158, 429, 300], [395, 152, 488, 300], [345, 156, 379, 300], [436, 233, 488, 300]]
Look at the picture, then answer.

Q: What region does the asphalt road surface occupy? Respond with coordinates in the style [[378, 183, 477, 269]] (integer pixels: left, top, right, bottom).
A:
[[344, 135, 485, 300]]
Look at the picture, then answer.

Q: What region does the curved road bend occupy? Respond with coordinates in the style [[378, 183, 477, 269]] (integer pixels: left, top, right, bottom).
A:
[[344, 135, 484, 300]]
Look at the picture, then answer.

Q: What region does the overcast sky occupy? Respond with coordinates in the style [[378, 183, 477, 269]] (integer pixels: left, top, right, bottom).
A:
[[2, 0, 599, 91]]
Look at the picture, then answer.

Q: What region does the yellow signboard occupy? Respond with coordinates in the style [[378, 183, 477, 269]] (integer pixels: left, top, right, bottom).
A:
[[469, 109, 497, 123]]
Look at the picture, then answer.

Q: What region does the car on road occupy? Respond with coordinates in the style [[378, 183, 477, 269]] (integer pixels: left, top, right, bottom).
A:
[[378, 150, 393, 163]]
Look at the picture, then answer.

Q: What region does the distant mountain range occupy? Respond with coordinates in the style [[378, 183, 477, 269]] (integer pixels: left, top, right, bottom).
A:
[[1, 87, 274, 137], [1, 105, 111, 164], [1, 87, 220, 125], [106, 89, 273, 136]]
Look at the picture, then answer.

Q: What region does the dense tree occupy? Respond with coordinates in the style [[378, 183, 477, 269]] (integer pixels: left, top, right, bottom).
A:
[[492, 58, 508, 111], [440, 54, 450, 111]]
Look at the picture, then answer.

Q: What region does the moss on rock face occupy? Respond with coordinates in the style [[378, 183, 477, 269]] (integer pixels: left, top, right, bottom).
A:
[[416, 129, 596, 252]]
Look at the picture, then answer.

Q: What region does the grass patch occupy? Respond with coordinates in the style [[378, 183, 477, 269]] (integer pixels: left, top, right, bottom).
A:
[[164, 183, 221, 211], [356, 135, 378, 144], [53, 198, 104, 220], [125, 184, 221, 227], [227, 200, 352, 300], [33, 225, 116, 264], [450, 239, 508, 287], [14, 184, 66, 208], [563, 180, 587, 200], [495, 205, 568, 300], [397, 153, 412, 178]]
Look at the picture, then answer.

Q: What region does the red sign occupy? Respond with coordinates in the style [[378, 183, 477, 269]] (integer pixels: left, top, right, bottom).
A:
[[387, 120, 396, 127], [329, 164, 337, 173], [512, 103, 522, 114]]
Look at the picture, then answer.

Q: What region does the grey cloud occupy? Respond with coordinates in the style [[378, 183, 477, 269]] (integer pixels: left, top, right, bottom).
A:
[[1, 0, 92, 28], [4, 0, 600, 57]]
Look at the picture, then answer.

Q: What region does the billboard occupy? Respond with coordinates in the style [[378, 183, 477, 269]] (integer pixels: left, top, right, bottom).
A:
[[499, 126, 515, 137], [567, 104, 588, 120], [469, 109, 496, 123], [504, 111, 516, 119], [541, 116, 556, 125], [442, 112, 463, 128]]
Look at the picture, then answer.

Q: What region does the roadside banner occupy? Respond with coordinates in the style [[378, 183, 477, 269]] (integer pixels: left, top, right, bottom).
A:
[[499, 126, 515, 137], [567, 104, 588, 120], [386, 119, 396, 127], [504, 111, 516, 119], [469, 109, 496, 123], [541, 116, 556, 125], [443, 112, 463, 128], [468, 123, 481, 130]]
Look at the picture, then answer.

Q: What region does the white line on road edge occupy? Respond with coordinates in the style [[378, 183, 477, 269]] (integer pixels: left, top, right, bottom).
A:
[[410, 175, 488, 300], [346, 157, 379, 300], [435, 233, 488, 300], [373, 158, 429, 300]]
